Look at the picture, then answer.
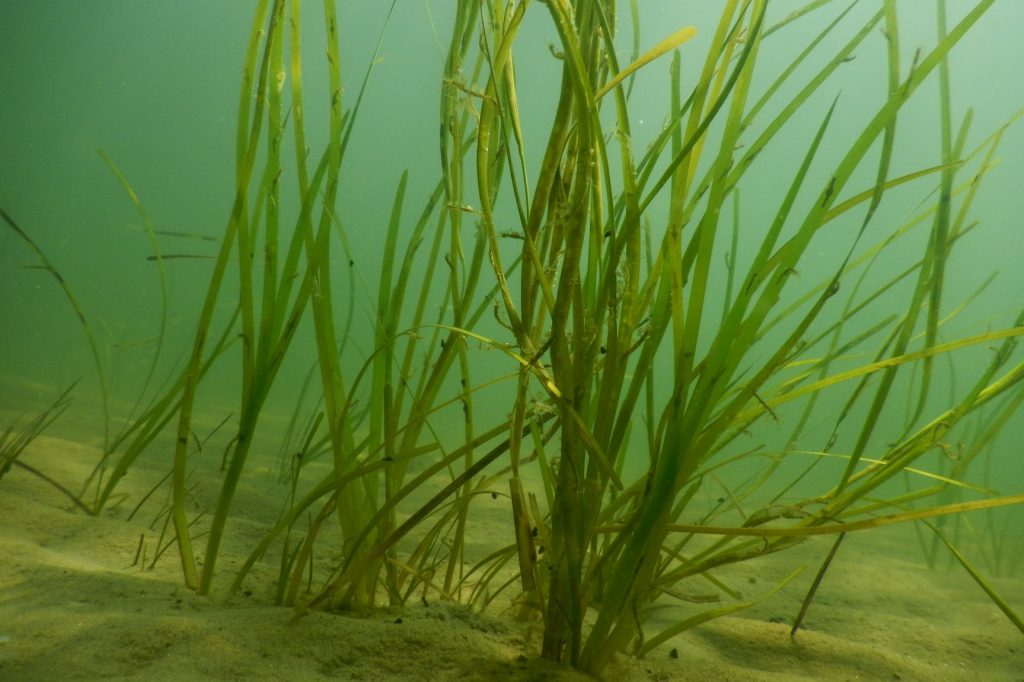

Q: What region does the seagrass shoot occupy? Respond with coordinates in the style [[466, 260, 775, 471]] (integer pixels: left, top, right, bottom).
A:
[[4, 0, 1023, 678]]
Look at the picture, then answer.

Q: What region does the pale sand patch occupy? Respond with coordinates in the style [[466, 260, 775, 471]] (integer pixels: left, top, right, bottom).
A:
[[1, 434, 1021, 681]]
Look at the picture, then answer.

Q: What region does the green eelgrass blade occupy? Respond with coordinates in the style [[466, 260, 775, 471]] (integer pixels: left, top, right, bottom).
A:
[[742, 0, 864, 133], [0, 382, 87, 515], [173, 0, 276, 591], [305, 413, 554, 609], [339, 0, 399, 161], [638, 3, 765, 212], [763, 0, 843, 38], [0, 381, 76, 475], [636, 567, 804, 657], [92, 304, 240, 513], [594, 26, 696, 102], [831, 0, 994, 493], [932, 525, 1024, 634], [652, 495, 1024, 539], [199, 148, 333, 594], [791, 532, 845, 636], [97, 151, 169, 435], [737, 326, 1024, 424], [578, 1, 1000, 671], [1, 208, 112, 477]]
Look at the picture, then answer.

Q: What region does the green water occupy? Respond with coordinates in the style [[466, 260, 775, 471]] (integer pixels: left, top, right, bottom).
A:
[[1, 0, 1022, 640]]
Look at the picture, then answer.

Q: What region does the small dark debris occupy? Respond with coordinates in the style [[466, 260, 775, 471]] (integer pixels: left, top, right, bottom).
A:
[[243, 590, 252, 597], [393, 617, 403, 624], [669, 648, 679, 659]]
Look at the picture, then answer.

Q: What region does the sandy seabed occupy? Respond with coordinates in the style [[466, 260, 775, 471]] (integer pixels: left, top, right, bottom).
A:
[[1, 434, 1022, 681]]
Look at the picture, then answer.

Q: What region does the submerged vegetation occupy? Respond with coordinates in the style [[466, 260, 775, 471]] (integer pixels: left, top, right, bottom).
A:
[[4, 0, 1024, 676]]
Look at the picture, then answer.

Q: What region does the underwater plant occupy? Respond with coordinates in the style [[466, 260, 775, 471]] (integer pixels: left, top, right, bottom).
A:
[[5, 0, 1023, 678], [423, 0, 1024, 670], [0, 380, 88, 514]]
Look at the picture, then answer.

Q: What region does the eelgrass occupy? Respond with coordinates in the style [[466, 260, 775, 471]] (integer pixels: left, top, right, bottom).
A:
[[5, 0, 1023, 678], [427, 0, 1024, 672], [0, 381, 89, 514]]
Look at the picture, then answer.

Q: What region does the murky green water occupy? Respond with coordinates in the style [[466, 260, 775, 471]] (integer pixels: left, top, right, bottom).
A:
[[1, 2, 1022, 676]]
